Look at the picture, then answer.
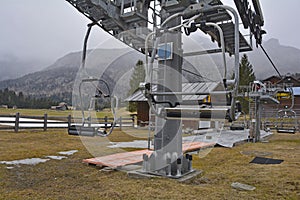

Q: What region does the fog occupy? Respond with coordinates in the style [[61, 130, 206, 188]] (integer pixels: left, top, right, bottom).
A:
[[1, 0, 300, 69]]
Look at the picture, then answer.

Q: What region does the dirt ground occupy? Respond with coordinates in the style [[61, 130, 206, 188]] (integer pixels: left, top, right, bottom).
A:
[[0, 129, 299, 200]]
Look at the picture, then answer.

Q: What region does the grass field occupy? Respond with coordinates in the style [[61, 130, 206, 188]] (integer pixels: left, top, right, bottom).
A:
[[0, 108, 299, 199], [0, 108, 73, 117], [0, 130, 300, 199], [0, 128, 299, 199], [0, 108, 128, 119]]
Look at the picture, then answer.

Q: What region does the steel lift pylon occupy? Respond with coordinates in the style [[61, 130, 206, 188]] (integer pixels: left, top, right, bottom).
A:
[[66, 0, 266, 178]]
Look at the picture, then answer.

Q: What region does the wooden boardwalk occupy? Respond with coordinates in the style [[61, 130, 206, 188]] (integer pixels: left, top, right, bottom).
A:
[[83, 142, 215, 168]]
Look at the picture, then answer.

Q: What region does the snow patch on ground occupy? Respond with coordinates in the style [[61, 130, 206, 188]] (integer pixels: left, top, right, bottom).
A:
[[58, 150, 78, 156], [0, 150, 78, 168], [46, 156, 67, 160], [0, 158, 50, 165], [107, 140, 150, 148]]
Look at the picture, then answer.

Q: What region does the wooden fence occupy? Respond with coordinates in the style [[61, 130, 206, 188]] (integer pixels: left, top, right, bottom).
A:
[[0, 113, 134, 132]]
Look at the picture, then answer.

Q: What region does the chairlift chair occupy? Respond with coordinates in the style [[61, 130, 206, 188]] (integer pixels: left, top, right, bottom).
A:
[[276, 109, 297, 134], [68, 23, 119, 137], [142, 6, 243, 123], [275, 87, 297, 134], [68, 78, 118, 137]]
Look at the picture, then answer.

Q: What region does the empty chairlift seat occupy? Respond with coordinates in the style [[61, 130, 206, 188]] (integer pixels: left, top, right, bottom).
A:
[[68, 125, 97, 137], [164, 105, 229, 120], [68, 125, 111, 137]]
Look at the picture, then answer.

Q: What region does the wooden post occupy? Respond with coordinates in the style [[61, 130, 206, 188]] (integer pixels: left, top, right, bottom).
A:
[[119, 116, 122, 130], [68, 114, 72, 129], [104, 116, 108, 129], [14, 112, 20, 133], [44, 113, 48, 131], [132, 115, 135, 127]]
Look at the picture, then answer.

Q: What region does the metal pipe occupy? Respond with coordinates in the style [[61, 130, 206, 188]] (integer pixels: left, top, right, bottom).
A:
[[183, 5, 239, 88], [79, 81, 86, 125], [289, 87, 295, 110], [145, 31, 155, 82], [205, 5, 240, 120], [81, 23, 95, 69], [150, 91, 233, 96], [204, 22, 227, 79], [212, 5, 239, 92], [160, 12, 183, 28]]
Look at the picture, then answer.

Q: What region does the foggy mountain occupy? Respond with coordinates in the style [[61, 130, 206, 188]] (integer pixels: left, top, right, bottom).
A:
[[248, 38, 300, 79], [0, 54, 47, 81], [0, 38, 299, 104], [0, 48, 145, 104], [188, 34, 300, 79]]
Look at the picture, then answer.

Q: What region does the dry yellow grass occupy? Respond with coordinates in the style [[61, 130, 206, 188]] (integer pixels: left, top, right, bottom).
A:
[[0, 128, 299, 199], [0, 108, 116, 118], [0, 108, 72, 117]]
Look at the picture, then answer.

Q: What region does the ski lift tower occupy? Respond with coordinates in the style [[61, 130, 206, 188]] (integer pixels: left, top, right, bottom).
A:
[[248, 81, 280, 142], [66, 0, 266, 178]]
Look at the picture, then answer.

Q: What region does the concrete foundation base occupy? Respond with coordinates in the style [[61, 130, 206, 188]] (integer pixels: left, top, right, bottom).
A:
[[127, 169, 202, 182]]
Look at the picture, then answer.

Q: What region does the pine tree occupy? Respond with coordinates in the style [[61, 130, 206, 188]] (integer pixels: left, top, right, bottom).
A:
[[239, 54, 256, 86], [0, 88, 58, 109], [237, 54, 256, 113], [128, 60, 146, 112]]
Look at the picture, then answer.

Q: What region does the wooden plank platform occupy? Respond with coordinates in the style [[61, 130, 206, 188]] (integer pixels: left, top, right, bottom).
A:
[[83, 142, 215, 168]]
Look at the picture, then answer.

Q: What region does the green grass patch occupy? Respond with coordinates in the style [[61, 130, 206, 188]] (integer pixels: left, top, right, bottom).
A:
[[0, 128, 299, 199], [0, 108, 72, 117]]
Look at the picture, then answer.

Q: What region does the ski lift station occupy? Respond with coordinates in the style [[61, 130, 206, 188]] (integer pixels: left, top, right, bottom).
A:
[[65, 0, 299, 179]]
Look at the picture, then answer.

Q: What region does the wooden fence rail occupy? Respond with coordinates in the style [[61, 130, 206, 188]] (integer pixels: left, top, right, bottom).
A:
[[0, 113, 134, 132]]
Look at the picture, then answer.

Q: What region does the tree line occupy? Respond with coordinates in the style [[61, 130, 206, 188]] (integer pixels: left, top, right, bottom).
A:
[[0, 88, 58, 109]]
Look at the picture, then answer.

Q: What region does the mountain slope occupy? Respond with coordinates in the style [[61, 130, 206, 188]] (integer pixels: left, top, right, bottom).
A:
[[0, 54, 47, 81], [0, 48, 144, 104], [248, 38, 300, 79], [0, 38, 299, 104], [189, 35, 300, 79]]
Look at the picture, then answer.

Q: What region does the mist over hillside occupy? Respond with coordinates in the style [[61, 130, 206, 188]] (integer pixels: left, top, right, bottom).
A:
[[0, 48, 144, 104], [189, 35, 300, 79], [0, 38, 299, 104], [0, 54, 47, 81], [248, 38, 300, 79]]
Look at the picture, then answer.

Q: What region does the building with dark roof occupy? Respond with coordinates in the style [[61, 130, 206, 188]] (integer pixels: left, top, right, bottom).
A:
[[263, 74, 300, 87], [126, 82, 224, 128], [262, 74, 300, 118]]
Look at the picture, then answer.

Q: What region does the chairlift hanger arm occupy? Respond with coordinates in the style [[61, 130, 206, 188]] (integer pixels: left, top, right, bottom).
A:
[[82, 23, 97, 69]]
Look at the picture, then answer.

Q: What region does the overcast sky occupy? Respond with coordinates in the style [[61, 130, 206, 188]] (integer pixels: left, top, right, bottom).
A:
[[1, 0, 300, 67]]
